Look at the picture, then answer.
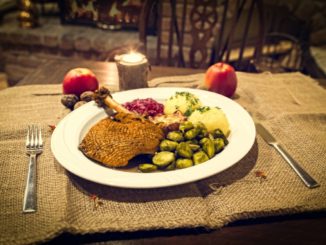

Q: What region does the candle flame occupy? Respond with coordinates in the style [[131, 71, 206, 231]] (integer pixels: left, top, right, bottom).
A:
[[121, 52, 144, 63]]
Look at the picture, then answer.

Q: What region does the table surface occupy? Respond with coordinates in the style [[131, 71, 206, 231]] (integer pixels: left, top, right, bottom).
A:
[[17, 59, 206, 88], [17, 59, 326, 245]]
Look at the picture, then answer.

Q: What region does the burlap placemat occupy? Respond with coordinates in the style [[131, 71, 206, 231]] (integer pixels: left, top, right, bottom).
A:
[[0, 72, 325, 245]]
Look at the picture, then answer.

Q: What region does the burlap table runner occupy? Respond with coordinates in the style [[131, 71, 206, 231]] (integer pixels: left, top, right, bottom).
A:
[[0, 72, 325, 244]]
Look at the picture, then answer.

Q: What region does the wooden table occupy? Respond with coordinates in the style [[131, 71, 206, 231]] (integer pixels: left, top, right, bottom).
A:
[[17, 59, 205, 87], [17, 59, 326, 245]]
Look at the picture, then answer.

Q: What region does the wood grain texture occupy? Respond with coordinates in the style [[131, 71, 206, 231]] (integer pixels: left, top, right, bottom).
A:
[[17, 59, 205, 88], [47, 212, 326, 245]]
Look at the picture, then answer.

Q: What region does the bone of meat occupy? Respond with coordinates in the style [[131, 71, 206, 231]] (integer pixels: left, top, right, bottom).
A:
[[94, 86, 131, 114], [79, 87, 164, 167]]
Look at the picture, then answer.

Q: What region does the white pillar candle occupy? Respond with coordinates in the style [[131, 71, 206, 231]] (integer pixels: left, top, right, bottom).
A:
[[120, 52, 144, 64], [115, 52, 149, 91]]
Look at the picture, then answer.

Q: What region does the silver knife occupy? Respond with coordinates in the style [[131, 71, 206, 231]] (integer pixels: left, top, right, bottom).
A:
[[256, 123, 320, 188]]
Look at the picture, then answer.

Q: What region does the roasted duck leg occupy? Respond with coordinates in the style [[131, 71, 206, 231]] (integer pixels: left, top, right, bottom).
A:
[[79, 87, 164, 167]]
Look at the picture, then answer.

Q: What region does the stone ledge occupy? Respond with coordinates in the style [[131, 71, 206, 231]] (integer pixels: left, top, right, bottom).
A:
[[0, 12, 143, 61], [0, 11, 146, 85]]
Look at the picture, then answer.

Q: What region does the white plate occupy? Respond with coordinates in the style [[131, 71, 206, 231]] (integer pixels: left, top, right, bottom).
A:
[[51, 87, 255, 189]]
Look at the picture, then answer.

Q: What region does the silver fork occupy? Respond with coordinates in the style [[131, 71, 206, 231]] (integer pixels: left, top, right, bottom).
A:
[[23, 125, 43, 213]]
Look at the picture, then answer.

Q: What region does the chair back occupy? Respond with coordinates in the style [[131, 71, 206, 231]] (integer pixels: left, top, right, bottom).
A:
[[212, 0, 264, 71], [140, 0, 265, 71], [253, 4, 310, 73], [254, 33, 304, 73]]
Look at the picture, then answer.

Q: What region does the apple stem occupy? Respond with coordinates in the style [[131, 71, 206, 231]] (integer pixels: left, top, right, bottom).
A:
[[216, 63, 224, 68]]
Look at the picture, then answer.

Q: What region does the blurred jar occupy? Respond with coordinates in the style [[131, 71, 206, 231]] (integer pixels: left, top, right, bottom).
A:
[[18, 0, 39, 28]]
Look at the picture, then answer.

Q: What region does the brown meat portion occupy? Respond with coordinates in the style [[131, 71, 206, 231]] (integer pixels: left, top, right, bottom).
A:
[[79, 113, 164, 167]]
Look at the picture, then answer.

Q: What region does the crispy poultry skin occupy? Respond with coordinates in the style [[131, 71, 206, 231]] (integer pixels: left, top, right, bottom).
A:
[[79, 112, 164, 167]]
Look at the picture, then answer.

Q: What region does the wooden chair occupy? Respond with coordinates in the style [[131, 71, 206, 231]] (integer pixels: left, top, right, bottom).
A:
[[139, 0, 265, 70], [252, 4, 310, 73], [211, 0, 265, 71], [254, 32, 305, 73]]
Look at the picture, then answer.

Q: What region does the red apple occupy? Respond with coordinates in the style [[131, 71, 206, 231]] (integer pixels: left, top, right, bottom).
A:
[[204, 62, 237, 98], [62, 68, 99, 97]]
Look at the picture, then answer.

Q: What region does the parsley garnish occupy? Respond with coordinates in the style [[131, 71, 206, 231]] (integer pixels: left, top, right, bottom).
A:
[[196, 106, 210, 113]]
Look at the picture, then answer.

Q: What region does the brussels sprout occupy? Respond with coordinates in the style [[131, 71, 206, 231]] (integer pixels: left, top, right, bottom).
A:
[[208, 133, 215, 141], [165, 161, 176, 171], [176, 142, 193, 158], [213, 129, 225, 138], [152, 151, 175, 168], [166, 131, 184, 142], [197, 127, 208, 138], [138, 163, 158, 173], [199, 137, 209, 145], [223, 137, 229, 146], [202, 139, 216, 158], [186, 139, 199, 145], [193, 151, 210, 165], [184, 128, 200, 140], [214, 138, 225, 153], [194, 121, 206, 129], [188, 143, 200, 152], [213, 129, 229, 145], [190, 139, 199, 145], [176, 159, 193, 169], [179, 121, 194, 132], [159, 140, 178, 151]]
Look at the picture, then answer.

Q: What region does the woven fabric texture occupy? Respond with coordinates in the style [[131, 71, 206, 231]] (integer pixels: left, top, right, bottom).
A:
[[0, 72, 325, 244]]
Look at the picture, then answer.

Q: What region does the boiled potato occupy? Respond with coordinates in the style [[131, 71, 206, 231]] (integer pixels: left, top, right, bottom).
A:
[[164, 92, 202, 115], [188, 106, 230, 136]]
